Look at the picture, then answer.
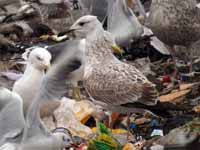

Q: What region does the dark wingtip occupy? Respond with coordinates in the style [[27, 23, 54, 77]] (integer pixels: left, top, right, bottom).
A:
[[139, 82, 159, 106], [68, 59, 82, 71]]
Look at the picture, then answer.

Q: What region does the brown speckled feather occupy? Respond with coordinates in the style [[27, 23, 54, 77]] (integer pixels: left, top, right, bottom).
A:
[[86, 60, 158, 106], [148, 0, 200, 47], [84, 30, 158, 106]]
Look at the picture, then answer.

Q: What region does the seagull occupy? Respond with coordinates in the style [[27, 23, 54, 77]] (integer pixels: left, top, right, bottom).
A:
[[67, 15, 159, 116], [0, 39, 85, 149], [0, 85, 73, 150], [148, 0, 200, 71], [46, 39, 86, 101], [13, 47, 52, 117]]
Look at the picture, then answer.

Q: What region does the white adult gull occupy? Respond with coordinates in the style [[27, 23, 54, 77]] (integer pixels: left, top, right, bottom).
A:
[[12, 47, 57, 118]]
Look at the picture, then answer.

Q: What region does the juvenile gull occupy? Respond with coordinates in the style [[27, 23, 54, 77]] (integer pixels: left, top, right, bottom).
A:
[[68, 15, 158, 114], [0, 39, 85, 149], [148, 0, 200, 67]]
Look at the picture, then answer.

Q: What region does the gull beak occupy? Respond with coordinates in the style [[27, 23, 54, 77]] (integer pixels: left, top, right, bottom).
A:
[[58, 29, 75, 37], [43, 63, 51, 72], [58, 23, 81, 36], [111, 45, 124, 56]]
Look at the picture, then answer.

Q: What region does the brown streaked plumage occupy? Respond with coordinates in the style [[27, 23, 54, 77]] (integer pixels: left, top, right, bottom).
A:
[[148, 0, 200, 47], [70, 15, 158, 110]]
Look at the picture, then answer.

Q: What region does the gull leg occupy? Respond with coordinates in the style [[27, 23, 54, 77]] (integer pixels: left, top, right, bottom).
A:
[[111, 45, 124, 56], [72, 86, 81, 101]]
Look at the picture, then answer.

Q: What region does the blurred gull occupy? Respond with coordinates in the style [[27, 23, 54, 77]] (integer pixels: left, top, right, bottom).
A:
[[0, 84, 73, 150], [47, 39, 86, 100], [0, 39, 85, 149]]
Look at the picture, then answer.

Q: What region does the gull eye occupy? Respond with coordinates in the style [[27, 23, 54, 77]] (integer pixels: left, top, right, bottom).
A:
[[36, 55, 42, 61], [79, 22, 85, 26]]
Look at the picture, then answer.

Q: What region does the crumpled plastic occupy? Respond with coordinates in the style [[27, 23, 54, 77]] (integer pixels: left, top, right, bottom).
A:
[[43, 98, 93, 139]]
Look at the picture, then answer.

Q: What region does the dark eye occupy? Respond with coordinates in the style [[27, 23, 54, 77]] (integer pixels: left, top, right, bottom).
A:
[[79, 22, 85, 26], [36, 56, 42, 61]]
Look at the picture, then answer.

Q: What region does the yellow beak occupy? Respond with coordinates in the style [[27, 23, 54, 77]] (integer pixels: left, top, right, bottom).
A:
[[111, 45, 124, 56], [43, 63, 51, 71]]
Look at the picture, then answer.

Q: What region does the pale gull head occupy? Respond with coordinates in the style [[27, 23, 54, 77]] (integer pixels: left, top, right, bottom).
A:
[[13, 47, 52, 116], [70, 15, 103, 38], [23, 47, 52, 70]]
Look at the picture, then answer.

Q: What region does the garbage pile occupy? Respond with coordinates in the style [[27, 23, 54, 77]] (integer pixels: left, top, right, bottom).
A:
[[0, 0, 199, 150]]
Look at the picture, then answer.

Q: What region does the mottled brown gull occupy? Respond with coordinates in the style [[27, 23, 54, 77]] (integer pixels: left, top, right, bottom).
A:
[[148, 0, 200, 66], [68, 15, 159, 114]]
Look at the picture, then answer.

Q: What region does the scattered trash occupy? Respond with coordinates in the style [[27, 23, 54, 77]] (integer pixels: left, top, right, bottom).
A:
[[0, 1, 199, 149]]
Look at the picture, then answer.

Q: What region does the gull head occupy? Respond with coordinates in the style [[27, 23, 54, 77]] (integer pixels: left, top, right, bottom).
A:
[[24, 47, 52, 71], [69, 15, 103, 38]]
